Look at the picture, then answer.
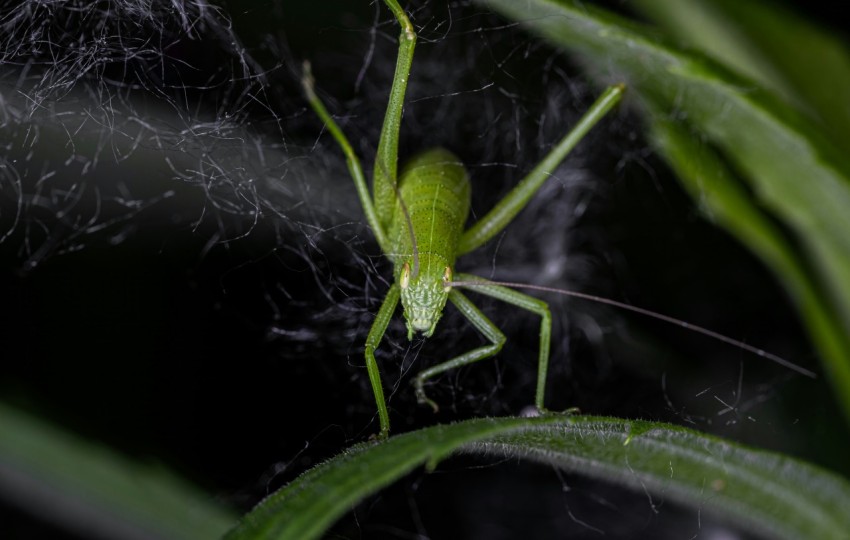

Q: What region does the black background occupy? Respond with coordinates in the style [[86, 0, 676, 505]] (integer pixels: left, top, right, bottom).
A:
[[1, 1, 848, 538]]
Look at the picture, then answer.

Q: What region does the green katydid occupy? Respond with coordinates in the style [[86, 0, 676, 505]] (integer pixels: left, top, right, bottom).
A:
[[302, 0, 620, 438], [302, 0, 814, 438]]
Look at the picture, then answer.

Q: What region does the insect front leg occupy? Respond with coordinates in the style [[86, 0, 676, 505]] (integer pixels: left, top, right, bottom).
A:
[[453, 273, 555, 413], [414, 289, 506, 412], [301, 63, 391, 253], [365, 284, 401, 439]]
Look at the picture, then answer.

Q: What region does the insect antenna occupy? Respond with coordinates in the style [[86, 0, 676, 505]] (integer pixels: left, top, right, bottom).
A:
[[378, 158, 419, 278], [448, 279, 816, 378], [395, 185, 419, 278]]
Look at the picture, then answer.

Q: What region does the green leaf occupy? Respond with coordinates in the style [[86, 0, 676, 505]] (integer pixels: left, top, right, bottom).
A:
[[631, 0, 850, 144], [475, 0, 850, 425], [0, 402, 236, 540], [226, 416, 850, 540], [224, 416, 539, 540]]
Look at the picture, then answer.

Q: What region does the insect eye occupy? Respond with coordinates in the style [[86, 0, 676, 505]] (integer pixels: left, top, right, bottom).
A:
[[400, 262, 411, 289], [443, 266, 452, 291]]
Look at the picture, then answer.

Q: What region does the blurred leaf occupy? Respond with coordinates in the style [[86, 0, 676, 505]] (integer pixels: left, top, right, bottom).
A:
[[647, 112, 850, 396], [0, 402, 236, 540], [476, 0, 850, 425], [632, 0, 850, 144], [226, 415, 850, 540]]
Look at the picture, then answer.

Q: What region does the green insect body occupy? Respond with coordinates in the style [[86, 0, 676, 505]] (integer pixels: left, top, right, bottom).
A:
[[303, 0, 625, 438], [390, 149, 470, 338]]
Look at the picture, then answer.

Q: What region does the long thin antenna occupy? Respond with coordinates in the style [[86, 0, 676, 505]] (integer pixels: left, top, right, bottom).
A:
[[374, 160, 420, 278], [449, 279, 816, 378]]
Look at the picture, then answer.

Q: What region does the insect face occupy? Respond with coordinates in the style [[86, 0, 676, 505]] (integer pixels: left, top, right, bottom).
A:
[[398, 260, 452, 339]]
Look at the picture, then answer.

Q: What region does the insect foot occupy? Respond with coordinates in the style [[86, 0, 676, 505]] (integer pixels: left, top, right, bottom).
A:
[[414, 377, 440, 413], [536, 406, 580, 417], [368, 429, 390, 442]]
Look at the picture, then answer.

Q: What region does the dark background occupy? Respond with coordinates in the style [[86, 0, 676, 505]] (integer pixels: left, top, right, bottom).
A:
[[1, 0, 848, 538]]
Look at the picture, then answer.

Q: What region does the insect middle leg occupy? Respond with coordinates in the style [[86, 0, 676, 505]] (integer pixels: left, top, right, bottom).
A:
[[415, 279, 553, 413], [457, 84, 626, 255]]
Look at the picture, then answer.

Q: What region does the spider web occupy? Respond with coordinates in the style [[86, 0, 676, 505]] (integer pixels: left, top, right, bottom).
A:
[[1, 0, 320, 265]]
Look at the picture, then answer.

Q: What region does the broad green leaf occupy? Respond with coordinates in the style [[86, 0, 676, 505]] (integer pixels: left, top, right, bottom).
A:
[[632, 0, 850, 144], [476, 0, 850, 425], [0, 402, 236, 540], [226, 416, 850, 540], [479, 417, 850, 540], [224, 416, 539, 540]]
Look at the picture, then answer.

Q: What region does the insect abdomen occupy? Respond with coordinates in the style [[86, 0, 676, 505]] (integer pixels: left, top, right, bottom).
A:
[[389, 148, 471, 267]]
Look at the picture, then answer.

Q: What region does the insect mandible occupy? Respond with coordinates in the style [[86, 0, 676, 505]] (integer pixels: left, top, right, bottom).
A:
[[302, 0, 625, 438]]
